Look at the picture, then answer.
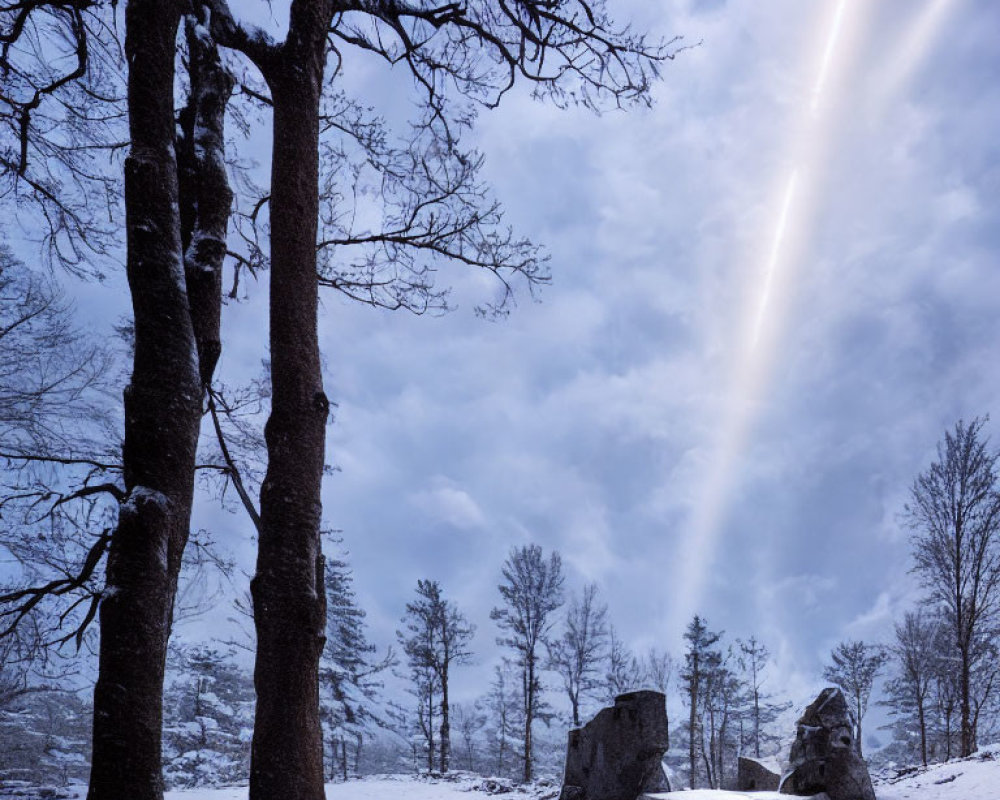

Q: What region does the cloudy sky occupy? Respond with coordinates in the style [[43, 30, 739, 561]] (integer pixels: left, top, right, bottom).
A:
[[28, 0, 1000, 736], [262, 0, 998, 709]]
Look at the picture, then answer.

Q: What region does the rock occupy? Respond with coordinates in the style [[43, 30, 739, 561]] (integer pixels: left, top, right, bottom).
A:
[[780, 687, 876, 800], [560, 690, 671, 800], [737, 756, 781, 791]]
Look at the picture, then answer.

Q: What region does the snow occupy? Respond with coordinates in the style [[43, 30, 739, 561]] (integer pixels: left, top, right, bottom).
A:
[[148, 751, 997, 800], [645, 793, 785, 800], [8, 750, 999, 800], [875, 744, 1000, 800]]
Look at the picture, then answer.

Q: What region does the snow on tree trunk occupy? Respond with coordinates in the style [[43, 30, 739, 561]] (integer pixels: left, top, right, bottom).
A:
[[88, 7, 233, 798], [88, 4, 195, 800], [248, 7, 331, 800]]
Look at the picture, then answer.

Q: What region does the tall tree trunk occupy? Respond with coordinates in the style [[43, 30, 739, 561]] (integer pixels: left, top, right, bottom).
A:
[[524, 657, 534, 782], [248, 4, 330, 794], [918, 695, 927, 767], [89, 4, 224, 798], [753, 688, 761, 758], [688, 657, 699, 789], [960, 644, 972, 757], [855, 695, 864, 758], [440, 671, 450, 772]]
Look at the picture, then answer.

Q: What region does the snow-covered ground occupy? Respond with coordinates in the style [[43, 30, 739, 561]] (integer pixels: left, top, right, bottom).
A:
[[646, 792, 784, 799], [873, 744, 1000, 800], [3, 749, 998, 800]]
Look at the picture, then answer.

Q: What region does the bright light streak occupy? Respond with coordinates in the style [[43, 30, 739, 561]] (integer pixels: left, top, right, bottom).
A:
[[752, 169, 800, 348], [811, 0, 848, 112], [667, 1, 865, 639], [875, 0, 957, 103]]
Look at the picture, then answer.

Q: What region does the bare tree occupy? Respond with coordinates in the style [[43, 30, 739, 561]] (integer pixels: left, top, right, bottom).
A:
[[0, 2, 125, 272], [398, 579, 475, 772], [5, 2, 678, 797], [605, 624, 644, 701], [823, 640, 887, 758], [643, 648, 674, 695], [451, 702, 486, 772], [883, 611, 939, 766], [483, 659, 522, 778], [194, 3, 676, 795], [548, 582, 608, 726], [491, 544, 564, 781], [0, 249, 112, 452], [906, 417, 1000, 757], [736, 635, 788, 759]]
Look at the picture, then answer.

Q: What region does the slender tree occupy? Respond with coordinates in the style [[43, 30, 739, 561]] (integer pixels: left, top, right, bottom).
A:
[[548, 583, 609, 726], [491, 544, 564, 781], [398, 579, 475, 772], [906, 417, 1000, 757], [682, 615, 721, 789], [883, 611, 938, 766], [605, 624, 644, 701], [823, 640, 887, 758], [735, 635, 788, 759]]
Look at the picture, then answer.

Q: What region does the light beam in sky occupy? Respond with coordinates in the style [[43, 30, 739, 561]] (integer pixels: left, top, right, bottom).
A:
[[811, 0, 847, 113], [667, 0, 866, 638], [874, 0, 959, 104], [751, 169, 799, 348], [667, 0, 961, 640]]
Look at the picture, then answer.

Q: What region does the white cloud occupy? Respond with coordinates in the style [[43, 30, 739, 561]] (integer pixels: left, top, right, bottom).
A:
[[409, 478, 487, 531]]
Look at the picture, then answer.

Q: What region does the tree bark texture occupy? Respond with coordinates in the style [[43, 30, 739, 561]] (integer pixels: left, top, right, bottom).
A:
[[248, 4, 333, 799], [440, 675, 450, 772], [89, 7, 232, 799], [89, 4, 193, 799]]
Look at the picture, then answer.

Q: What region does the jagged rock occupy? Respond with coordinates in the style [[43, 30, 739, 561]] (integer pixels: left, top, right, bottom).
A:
[[780, 687, 875, 800], [737, 756, 781, 791], [560, 690, 670, 800]]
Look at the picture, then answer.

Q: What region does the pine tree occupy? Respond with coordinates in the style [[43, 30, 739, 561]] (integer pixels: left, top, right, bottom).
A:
[[320, 553, 394, 780], [682, 615, 722, 789], [162, 645, 254, 789]]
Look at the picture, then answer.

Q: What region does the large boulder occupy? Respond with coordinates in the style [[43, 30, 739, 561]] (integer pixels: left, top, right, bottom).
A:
[[737, 757, 781, 792], [560, 690, 670, 800], [780, 687, 875, 800]]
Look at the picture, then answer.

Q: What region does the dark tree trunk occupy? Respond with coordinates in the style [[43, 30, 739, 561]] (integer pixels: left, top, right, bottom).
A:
[[689, 655, 699, 789], [87, 4, 191, 799], [960, 644, 972, 757], [248, 5, 333, 800], [524, 656, 534, 782], [918, 695, 927, 766], [855, 695, 864, 757], [88, 9, 233, 800], [440, 672, 450, 772], [753, 687, 761, 758]]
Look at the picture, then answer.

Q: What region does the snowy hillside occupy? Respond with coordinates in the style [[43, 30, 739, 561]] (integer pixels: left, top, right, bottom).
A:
[[873, 744, 1000, 800]]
